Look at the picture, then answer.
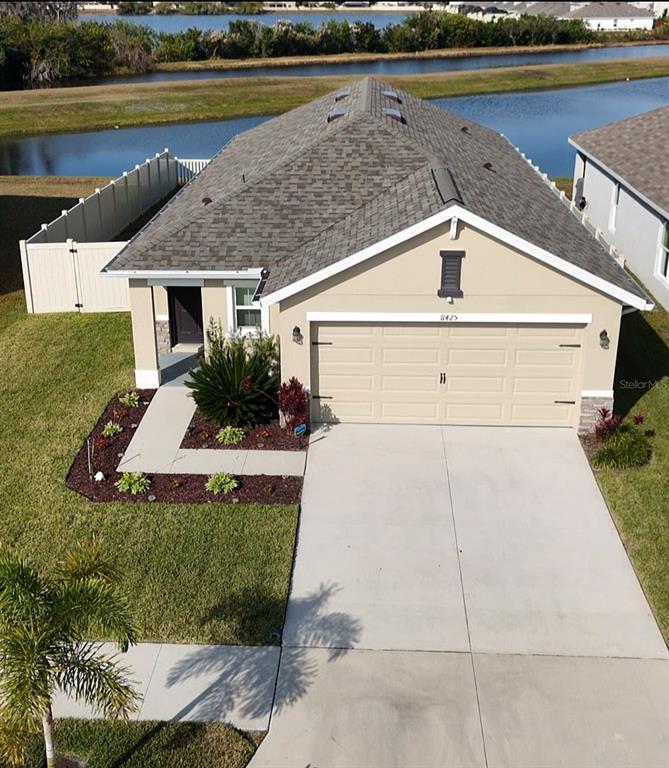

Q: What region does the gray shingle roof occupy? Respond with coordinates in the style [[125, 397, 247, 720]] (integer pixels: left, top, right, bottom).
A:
[[571, 105, 669, 217], [105, 76, 646, 302], [567, 2, 654, 19]]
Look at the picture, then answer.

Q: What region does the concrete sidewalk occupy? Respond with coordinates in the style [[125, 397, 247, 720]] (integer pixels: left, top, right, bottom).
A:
[[53, 642, 280, 731], [118, 376, 306, 476]]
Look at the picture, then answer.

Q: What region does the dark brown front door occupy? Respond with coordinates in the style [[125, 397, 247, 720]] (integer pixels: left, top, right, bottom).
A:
[[169, 287, 204, 345]]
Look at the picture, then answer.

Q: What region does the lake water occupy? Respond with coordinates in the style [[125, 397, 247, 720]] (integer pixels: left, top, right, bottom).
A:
[[79, 11, 413, 31], [1, 77, 668, 178], [91, 42, 669, 85]]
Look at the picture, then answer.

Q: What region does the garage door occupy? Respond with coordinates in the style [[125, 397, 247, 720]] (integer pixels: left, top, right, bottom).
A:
[[310, 323, 583, 427]]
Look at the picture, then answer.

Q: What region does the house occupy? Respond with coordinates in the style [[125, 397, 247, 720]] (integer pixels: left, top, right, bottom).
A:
[[488, 1, 657, 27], [569, 106, 669, 312], [562, 1, 655, 30], [102, 77, 651, 431]]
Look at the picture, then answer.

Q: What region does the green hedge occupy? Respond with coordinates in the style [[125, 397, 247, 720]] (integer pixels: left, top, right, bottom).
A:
[[1, 11, 667, 86]]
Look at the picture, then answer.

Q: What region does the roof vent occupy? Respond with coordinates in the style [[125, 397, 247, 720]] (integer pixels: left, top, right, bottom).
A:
[[382, 89, 402, 104], [334, 88, 350, 102], [327, 107, 345, 123], [482, 162, 495, 173], [201, 196, 212, 206], [431, 165, 463, 206], [461, 126, 469, 133], [384, 108, 405, 124]]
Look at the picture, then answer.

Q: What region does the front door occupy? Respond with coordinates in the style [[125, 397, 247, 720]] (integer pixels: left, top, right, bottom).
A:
[[169, 287, 204, 345]]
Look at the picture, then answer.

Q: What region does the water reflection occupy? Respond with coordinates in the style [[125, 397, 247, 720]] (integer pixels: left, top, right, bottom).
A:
[[0, 77, 667, 178]]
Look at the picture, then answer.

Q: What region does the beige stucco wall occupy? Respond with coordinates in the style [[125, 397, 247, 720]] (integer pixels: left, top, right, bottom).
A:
[[272, 221, 623, 397], [201, 280, 228, 353], [129, 278, 159, 385], [152, 285, 168, 317]]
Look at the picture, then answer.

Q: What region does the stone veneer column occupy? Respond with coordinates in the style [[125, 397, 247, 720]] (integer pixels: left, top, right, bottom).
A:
[[155, 319, 171, 354], [579, 395, 614, 434]]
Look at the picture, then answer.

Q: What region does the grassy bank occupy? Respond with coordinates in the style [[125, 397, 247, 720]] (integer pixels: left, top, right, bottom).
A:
[[2, 55, 669, 138], [154, 40, 645, 72]]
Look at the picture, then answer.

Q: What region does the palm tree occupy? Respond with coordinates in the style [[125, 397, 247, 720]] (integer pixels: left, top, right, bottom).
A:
[[0, 540, 140, 767]]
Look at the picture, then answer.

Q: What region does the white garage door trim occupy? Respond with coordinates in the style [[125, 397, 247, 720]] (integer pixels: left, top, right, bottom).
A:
[[307, 312, 592, 325]]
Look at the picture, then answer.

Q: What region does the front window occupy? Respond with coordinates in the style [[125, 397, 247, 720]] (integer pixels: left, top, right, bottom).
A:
[[234, 286, 261, 332], [659, 222, 669, 281]]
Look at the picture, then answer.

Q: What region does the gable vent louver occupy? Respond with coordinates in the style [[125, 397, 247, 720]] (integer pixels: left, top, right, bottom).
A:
[[327, 107, 345, 123]]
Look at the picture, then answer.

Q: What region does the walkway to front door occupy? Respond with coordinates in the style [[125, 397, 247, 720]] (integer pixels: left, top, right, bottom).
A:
[[251, 424, 669, 768]]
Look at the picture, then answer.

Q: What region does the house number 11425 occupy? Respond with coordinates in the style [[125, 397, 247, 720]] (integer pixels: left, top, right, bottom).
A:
[[440, 313, 459, 321]]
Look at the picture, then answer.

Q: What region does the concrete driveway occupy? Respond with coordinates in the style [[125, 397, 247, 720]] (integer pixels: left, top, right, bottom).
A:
[[252, 425, 669, 768]]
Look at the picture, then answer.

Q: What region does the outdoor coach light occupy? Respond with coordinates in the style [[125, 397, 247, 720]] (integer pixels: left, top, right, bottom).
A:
[[292, 326, 302, 344], [599, 329, 610, 349]]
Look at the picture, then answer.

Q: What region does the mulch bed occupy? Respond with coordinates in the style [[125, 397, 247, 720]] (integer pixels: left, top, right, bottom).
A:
[[180, 411, 309, 452], [66, 390, 302, 505], [579, 433, 600, 463]]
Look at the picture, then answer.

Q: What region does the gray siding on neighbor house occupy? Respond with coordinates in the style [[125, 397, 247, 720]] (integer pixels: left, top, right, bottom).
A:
[[573, 153, 669, 310]]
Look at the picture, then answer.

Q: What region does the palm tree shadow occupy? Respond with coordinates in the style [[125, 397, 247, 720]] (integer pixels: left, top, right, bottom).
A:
[[164, 582, 361, 723], [614, 310, 669, 415]]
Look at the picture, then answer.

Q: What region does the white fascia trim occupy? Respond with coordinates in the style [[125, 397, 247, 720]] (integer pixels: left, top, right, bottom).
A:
[[307, 311, 592, 325], [147, 278, 204, 287], [102, 268, 263, 280], [261, 205, 651, 311], [569, 139, 669, 221], [155, 314, 169, 322], [135, 369, 161, 388], [581, 389, 614, 399]]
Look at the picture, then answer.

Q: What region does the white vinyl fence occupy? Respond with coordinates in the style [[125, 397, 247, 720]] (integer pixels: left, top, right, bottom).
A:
[[20, 151, 210, 314]]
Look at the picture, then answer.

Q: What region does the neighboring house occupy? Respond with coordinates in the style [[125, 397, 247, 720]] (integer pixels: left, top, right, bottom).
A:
[[102, 77, 651, 431], [486, 1, 657, 27], [569, 106, 669, 311], [565, 1, 655, 29]]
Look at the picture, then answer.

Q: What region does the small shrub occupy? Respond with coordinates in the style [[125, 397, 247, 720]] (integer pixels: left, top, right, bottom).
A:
[[115, 472, 151, 495], [278, 377, 309, 429], [593, 424, 652, 470], [185, 335, 278, 427], [119, 391, 140, 407], [101, 421, 123, 438], [594, 406, 622, 442], [216, 426, 245, 445], [205, 472, 239, 495]]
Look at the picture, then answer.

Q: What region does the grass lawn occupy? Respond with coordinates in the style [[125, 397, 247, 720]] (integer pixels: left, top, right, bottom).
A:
[[2, 56, 669, 137], [0, 289, 298, 644], [0, 179, 298, 647], [25, 720, 261, 768], [596, 305, 669, 641]]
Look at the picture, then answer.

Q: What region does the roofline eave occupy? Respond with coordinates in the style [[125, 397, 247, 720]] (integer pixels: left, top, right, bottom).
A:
[[260, 204, 651, 311]]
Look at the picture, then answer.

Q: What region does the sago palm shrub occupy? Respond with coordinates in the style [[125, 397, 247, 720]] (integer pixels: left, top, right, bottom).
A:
[[186, 335, 278, 427], [0, 540, 140, 767]]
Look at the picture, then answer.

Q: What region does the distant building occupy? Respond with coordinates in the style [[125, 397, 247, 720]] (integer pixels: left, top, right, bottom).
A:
[[566, 2, 655, 30], [570, 107, 669, 310]]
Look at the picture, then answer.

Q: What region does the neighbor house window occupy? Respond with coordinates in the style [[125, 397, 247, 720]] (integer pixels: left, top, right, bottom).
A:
[[438, 250, 465, 298], [608, 182, 620, 231], [659, 222, 669, 281], [234, 286, 261, 332]]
